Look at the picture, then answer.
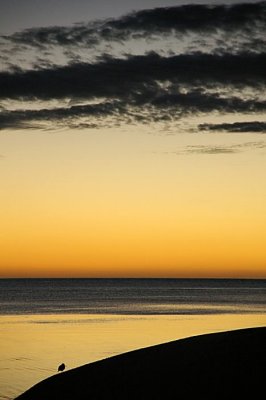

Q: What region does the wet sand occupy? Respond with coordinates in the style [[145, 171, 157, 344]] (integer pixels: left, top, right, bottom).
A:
[[15, 327, 265, 399]]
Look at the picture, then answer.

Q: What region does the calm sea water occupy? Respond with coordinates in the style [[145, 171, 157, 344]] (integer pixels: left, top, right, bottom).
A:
[[0, 279, 265, 400], [0, 278, 265, 315]]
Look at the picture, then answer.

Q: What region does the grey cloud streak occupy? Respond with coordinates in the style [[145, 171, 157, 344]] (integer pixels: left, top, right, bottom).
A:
[[0, 102, 125, 130], [1, 95, 266, 131], [199, 121, 266, 133], [6, 2, 266, 48], [2, 1, 265, 73], [161, 141, 266, 156]]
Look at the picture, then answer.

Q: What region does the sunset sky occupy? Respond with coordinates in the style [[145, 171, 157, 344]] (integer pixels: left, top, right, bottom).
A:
[[0, 0, 265, 278]]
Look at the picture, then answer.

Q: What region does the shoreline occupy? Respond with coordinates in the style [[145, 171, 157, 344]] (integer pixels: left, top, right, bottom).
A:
[[15, 326, 266, 399]]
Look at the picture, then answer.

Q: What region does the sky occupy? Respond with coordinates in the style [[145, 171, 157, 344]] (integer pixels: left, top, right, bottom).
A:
[[0, 1, 265, 278]]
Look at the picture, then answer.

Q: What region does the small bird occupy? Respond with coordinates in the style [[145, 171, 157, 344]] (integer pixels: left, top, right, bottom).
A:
[[58, 363, 66, 372]]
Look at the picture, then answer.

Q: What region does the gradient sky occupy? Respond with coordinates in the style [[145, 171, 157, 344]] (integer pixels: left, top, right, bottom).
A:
[[0, 1, 265, 278]]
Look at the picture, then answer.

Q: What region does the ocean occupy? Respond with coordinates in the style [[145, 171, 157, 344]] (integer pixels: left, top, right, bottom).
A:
[[1, 278, 265, 315], [0, 278, 265, 399]]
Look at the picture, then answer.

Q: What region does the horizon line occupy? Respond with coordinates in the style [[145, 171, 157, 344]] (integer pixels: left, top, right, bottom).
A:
[[0, 276, 265, 280]]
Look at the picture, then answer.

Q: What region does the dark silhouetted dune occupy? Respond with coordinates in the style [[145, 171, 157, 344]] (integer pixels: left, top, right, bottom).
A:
[[15, 327, 265, 399]]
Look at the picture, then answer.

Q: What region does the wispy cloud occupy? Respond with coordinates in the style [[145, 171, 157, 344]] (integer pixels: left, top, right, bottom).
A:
[[199, 121, 266, 133], [185, 145, 238, 154], [161, 141, 266, 156]]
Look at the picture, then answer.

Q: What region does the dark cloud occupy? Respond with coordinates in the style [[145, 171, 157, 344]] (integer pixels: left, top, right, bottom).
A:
[[199, 121, 266, 133], [0, 102, 125, 130], [1, 2, 264, 74], [0, 50, 265, 130], [151, 91, 266, 114], [0, 101, 175, 130], [0, 52, 265, 101], [107, 2, 266, 36], [1, 93, 266, 130], [6, 24, 99, 49], [6, 2, 266, 48]]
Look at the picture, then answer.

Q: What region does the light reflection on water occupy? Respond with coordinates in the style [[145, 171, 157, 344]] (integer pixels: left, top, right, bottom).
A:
[[0, 313, 265, 400]]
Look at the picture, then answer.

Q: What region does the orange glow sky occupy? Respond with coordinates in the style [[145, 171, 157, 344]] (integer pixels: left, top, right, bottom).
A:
[[0, 126, 265, 278]]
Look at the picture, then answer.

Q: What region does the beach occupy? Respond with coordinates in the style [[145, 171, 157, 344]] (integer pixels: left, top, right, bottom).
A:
[[15, 327, 265, 399]]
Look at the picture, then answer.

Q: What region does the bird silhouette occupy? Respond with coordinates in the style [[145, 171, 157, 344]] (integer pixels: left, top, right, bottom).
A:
[[58, 363, 66, 372]]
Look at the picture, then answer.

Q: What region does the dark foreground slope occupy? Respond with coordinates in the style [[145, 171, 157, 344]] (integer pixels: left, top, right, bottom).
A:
[[16, 327, 265, 399]]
